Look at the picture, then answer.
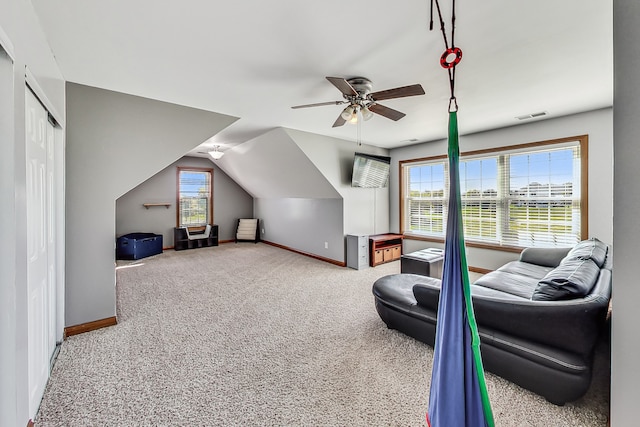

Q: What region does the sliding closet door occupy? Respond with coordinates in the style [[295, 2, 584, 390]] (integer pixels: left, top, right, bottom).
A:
[[25, 88, 56, 417]]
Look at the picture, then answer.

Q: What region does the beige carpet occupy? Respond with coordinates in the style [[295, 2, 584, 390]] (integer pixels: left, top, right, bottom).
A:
[[36, 243, 610, 426]]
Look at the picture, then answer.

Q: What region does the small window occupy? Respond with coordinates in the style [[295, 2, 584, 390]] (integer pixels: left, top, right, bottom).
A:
[[177, 167, 213, 227]]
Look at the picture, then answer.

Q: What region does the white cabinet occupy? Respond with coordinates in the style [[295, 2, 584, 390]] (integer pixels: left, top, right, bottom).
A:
[[346, 235, 369, 270]]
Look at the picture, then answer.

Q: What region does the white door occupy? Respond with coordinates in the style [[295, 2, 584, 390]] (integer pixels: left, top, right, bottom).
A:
[[26, 88, 56, 417]]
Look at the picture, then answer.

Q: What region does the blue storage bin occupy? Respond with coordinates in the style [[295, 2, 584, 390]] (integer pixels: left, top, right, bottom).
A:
[[116, 233, 163, 260]]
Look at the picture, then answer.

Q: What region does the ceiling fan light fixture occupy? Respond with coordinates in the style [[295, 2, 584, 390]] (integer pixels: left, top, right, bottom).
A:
[[341, 105, 355, 120], [209, 146, 224, 160], [349, 109, 359, 124], [361, 105, 374, 121]]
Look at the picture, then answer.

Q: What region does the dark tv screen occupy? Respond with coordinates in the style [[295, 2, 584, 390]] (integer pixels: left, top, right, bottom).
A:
[[351, 152, 391, 188]]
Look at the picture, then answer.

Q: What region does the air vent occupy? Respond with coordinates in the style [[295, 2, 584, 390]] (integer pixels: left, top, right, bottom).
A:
[[516, 111, 548, 121]]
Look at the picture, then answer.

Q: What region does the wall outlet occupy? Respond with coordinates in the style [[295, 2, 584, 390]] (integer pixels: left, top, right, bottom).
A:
[[262, 228, 265, 234], [324, 242, 328, 249]]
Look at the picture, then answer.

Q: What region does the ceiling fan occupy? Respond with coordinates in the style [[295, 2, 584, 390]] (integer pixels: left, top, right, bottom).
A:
[[291, 76, 425, 127]]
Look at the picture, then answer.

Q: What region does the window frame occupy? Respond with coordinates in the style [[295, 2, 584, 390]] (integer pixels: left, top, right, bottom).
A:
[[176, 166, 214, 228], [399, 135, 588, 252]]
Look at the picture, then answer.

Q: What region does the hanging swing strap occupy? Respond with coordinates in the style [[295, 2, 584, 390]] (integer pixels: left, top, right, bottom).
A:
[[430, 0, 450, 48], [430, 0, 460, 112]]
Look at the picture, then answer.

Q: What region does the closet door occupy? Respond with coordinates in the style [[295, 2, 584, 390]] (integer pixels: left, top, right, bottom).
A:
[[25, 88, 55, 417]]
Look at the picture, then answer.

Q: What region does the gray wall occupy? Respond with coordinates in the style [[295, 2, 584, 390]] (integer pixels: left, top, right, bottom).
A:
[[66, 83, 237, 327], [239, 127, 391, 263], [287, 128, 391, 236], [116, 156, 253, 244], [216, 128, 347, 262], [0, 4, 66, 425], [390, 108, 614, 271], [255, 198, 344, 260], [612, 2, 640, 425], [216, 127, 342, 199]]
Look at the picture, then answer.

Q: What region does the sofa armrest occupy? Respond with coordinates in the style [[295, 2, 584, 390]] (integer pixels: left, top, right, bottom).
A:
[[413, 281, 442, 312], [519, 247, 571, 267]]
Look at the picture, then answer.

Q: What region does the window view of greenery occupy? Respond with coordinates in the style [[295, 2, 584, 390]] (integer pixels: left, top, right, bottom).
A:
[[405, 142, 581, 248], [178, 170, 211, 227]]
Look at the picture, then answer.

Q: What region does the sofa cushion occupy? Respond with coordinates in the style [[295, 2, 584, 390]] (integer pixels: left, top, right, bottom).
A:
[[519, 247, 572, 268], [472, 270, 541, 299], [498, 260, 554, 280], [562, 238, 608, 268], [532, 258, 601, 301]]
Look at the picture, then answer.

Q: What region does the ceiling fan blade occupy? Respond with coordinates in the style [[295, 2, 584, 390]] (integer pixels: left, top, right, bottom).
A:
[[326, 76, 358, 96], [369, 84, 425, 101], [332, 114, 347, 127], [368, 103, 406, 121], [291, 100, 346, 109]]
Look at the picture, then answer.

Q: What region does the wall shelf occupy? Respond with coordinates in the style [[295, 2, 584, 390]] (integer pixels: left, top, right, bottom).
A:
[[143, 203, 171, 209]]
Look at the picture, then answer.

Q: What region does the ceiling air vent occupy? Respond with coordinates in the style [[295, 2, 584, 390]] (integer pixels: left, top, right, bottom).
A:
[[516, 111, 548, 121]]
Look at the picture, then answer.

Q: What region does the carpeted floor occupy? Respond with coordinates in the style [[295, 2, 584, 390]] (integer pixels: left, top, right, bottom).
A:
[[36, 243, 610, 426]]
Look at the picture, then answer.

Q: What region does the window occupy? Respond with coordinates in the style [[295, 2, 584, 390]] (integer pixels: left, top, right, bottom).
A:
[[177, 167, 213, 227], [401, 136, 587, 249]]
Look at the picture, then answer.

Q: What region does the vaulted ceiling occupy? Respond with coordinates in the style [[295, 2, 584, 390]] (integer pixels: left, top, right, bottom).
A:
[[31, 0, 613, 153]]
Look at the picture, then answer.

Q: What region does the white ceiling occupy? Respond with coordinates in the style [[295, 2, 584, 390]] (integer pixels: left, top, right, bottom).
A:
[[31, 0, 613, 152]]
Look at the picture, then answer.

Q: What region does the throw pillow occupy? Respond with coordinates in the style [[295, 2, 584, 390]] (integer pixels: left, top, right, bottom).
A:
[[562, 237, 608, 268], [532, 258, 601, 301]]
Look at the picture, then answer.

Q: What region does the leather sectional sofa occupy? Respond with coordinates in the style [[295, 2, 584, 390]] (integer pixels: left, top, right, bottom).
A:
[[372, 238, 612, 405]]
